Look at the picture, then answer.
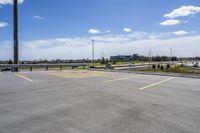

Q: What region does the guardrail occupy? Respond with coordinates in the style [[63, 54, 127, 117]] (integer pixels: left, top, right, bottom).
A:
[[0, 63, 87, 71]]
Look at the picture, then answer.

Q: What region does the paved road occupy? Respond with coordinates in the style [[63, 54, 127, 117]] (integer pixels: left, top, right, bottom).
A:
[[0, 70, 200, 133]]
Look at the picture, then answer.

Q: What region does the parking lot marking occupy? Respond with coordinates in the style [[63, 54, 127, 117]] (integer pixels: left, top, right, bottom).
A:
[[102, 75, 141, 83], [139, 77, 176, 90], [15, 73, 33, 82]]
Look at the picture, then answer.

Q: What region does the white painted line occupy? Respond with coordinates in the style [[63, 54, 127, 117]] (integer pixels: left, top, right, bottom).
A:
[[15, 73, 33, 82], [102, 75, 141, 83], [139, 77, 176, 90]]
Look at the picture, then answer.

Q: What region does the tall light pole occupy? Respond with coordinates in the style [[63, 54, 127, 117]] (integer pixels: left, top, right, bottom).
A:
[[148, 48, 152, 69], [170, 48, 172, 64], [91, 40, 95, 66], [13, 0, 19, 71]]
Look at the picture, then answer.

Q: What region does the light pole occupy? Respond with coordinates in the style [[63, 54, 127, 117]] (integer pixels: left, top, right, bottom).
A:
[[92, 40, 95, 66], [13, 0, 19, 71], [148, 48, 152, 69], [170, 48, 172, 64]]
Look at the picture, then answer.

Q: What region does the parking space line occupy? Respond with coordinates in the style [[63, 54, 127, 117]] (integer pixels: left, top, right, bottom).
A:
[[15, 73, 33, 82], [139, 77, 176, 90], [102, 75, 141, 83]]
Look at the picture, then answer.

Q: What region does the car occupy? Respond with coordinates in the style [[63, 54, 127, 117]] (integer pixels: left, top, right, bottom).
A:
[[1, 67, 12, 72], [105, 64, 113, 69], [193, 62, 199, 67]]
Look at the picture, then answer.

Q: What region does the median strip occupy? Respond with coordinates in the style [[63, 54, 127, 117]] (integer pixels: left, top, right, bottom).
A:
[[139, 77, 176, 90], [15, 73, 33, 82], [102, 75, 141, 83]]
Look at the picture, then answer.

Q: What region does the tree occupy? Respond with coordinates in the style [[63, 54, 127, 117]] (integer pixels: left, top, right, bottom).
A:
[[157, 64, 160, 68], [105, 59, 109, 65], [160, 65, 164, 70], [167, 64, 171, 68], [101, 57, 106, 65], [112, 59, 116, 64], [152, 64, 156, 69], [8, 59, 13, 64]]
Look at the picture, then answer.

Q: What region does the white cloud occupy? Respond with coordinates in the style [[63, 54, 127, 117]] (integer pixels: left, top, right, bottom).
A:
[[0, 21, 8, 28], [106, 30, 111, 33], [173, 31, 189, 36], [88, 28, 100, 34], [34, 15, 44, 19], [0, 0, 24, 5], [164, 5, 200, 18], [123, 27, 132, 33], [160, 19, 181, 26], [1, 32, 200, 60], [191, 31, 197, 34]]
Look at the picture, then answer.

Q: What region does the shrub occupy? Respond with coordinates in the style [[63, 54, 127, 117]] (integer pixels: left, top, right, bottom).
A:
[[152, 64, 156, 69], [101, 57, 106, 65], [167, 64, 171, 68], [8, 59, 13, 64], [112, 60, 116, 64], [174, 66, 180, 72], [160, 65, 164, 70]]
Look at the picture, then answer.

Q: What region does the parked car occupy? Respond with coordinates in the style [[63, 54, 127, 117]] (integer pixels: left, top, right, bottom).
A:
[[1, 67, 12, 72], [193, 62, 199, 67]]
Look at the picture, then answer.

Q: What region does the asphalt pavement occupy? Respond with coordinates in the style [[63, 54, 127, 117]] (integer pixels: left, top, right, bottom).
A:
[[0, 70, 200, 133]]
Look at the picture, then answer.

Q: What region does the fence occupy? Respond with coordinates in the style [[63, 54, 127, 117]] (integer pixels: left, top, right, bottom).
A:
[[0, 63, 87, 71]]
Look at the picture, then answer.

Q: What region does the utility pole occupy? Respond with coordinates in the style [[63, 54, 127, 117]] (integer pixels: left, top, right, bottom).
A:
[[13, 0, 19, 71], [92, 40, 95, 66], [148, 48, 152, 69], [170, 48, 172, 64]]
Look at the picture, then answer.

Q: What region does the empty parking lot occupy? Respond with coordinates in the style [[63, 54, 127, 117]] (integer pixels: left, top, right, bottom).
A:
[[0, 70, 200, 133]]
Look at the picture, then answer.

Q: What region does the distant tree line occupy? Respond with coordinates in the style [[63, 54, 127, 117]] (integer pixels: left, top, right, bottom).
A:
[[0, 56, 199, 65]]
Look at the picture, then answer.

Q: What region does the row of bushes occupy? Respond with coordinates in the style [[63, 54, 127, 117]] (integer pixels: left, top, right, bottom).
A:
[[151, 64, 185, 73], [152, 64, 171, 70], [150, 64, 200, 74]]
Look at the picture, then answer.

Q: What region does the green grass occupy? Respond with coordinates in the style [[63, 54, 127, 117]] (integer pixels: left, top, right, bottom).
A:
[[114, 61, 143, 65], [88, 61, 143, 66], [136, 65, 200, 75], [88, 63, 104, 67]]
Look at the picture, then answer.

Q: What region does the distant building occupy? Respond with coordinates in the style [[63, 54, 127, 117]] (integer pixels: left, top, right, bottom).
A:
[[110, 54, 139, 61]]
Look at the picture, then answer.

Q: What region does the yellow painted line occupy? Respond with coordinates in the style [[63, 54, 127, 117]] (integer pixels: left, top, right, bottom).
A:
[[15, 73, 33, 82], [139, 77, 176, 90], [102, 75, 141, 83]]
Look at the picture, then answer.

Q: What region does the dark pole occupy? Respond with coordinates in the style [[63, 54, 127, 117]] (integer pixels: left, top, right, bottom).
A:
[[13, 0, 19, 71], [92, 40, 94, 66], [170, 48, 172, 64]]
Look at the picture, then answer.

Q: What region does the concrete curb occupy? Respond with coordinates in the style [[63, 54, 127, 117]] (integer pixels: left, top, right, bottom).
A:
[[87, 69, 200, 79]]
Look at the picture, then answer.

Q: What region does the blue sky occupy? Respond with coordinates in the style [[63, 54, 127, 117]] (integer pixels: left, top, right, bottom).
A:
[[0, 0, 200, 60]]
